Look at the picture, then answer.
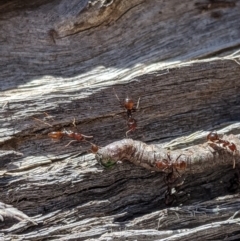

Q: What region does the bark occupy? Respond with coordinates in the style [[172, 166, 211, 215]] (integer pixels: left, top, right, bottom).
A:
[[1, 0, 240, 240]]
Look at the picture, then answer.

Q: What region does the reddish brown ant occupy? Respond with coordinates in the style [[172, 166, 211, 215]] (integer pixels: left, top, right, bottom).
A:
[[207, 131, 237, 168], [48, 118, 93, 147], [113, 88, 140, 118], [86, 142, 100, 154], [207, 132, 237, 153], [155, 153, 186, 206], [126, 117, 137, 137], [34, 116, 93, 147], [113, 88, 140, 137], [155, 153, 186, 172], [48, 129, 93, 147], [90, 143, 99, 153], [155, 153, 186, 191]]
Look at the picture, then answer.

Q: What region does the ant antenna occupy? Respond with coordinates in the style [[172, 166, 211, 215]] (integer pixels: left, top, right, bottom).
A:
[[113, 87, 121, 104], [136, 97, 141, 109]]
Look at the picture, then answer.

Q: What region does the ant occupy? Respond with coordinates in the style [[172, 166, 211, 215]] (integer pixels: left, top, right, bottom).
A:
[[126, 117, 137, 137], [155, 153, 185, 189], [207, 131, 237, 168], [33, 116, 93, 147], [113, 88, 140, 137], [207, 132, 237, 153], [48, 129, 93, 147], [155, 153, 186, 206], [155, 153, 186, 174], [48, 118, 93, 147]]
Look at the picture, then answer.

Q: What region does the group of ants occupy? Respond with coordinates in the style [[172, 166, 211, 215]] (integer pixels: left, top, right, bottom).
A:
[[36, 88, 140, 153], [35, 89, 239, 205]]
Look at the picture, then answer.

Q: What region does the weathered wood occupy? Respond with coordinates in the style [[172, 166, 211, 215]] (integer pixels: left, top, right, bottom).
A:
[[1, 0, 240, 240], [0, 201, 36, 226]]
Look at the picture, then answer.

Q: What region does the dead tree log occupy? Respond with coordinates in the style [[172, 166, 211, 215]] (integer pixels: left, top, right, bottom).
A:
[[1, 0, 240, 240]]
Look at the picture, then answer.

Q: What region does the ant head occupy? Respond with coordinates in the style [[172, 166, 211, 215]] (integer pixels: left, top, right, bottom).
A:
[[155, 161, 169, 169], [207, 132, 219, 142], [91, 144, 99, 153], [124, 97, 134, 110]]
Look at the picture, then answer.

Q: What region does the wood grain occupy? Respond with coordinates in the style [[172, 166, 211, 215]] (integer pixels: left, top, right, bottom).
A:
[[1, 0, 240, 240]]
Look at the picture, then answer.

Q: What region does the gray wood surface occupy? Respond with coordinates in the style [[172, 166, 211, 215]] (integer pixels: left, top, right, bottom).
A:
[[1, 0, 240, 240]]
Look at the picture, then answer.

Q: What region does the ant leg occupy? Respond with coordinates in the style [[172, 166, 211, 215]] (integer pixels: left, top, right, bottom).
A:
[[136, 97, 141, 109], [166, 152, 171, 162], [174, 154, 185, 175], [81, 134, 94, 139], [69, 119, 93, 139], [233, 156, 236, 169], [131, 97, 141, 112], [113, 87, 120, 102], [71, 117, 82, 132], [65, 138, 90, 147], [165, 166, 184, 187], [113, 87, 123, 107], [65, 140, 77, 147], [72, 118, 77, 128], [175, 154, 183, 162], [71, 118, 82, 132], [164, 186, 177, 206], [125, 128, 133, 137], [231, 149, 237, 169], [165, 167, 177, 187]]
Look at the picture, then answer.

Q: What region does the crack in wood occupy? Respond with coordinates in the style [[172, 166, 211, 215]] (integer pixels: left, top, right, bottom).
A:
[[195, 0, 236, 11]]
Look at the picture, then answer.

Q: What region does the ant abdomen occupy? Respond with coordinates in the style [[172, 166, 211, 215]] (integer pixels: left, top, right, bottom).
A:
[[127, 117, 137, 131], [48, 131, 64, 139]]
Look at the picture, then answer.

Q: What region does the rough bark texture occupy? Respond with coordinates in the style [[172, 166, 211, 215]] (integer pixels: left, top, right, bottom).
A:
[[1, 0, 240, 240]]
